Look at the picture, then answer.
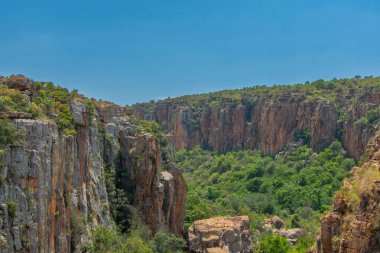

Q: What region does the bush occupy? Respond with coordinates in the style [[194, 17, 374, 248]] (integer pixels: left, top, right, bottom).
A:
[[0, 118, 19, 148], [88, 226, 152, 253], [259, 234, 290, 253], [6, 201, 17, 219], [138, 120, 165, 138], [149, 231, 186, 253], [246, 178, 263, 192], [354, 117, 369, 129], [85, 98, 96, 125], [293, 129, 311, 145]]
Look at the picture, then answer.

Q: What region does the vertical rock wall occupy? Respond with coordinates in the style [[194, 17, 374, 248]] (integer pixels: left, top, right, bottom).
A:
[[134, 91, 380, 160], [0, 100, 187, 253]]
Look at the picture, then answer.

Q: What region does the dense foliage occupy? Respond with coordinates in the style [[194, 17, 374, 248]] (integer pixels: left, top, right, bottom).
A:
[[0, 75, 95, 135], [258, 234, 291, 253], [354, 106, 380, 130], [136, 76, 380, 106], [0, 118, 21, 153], [87, 225, 186, 253], [177, 140, 355, 251]]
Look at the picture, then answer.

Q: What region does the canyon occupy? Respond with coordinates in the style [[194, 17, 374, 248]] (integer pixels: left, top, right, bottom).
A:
[[1, 75, 380, 252]]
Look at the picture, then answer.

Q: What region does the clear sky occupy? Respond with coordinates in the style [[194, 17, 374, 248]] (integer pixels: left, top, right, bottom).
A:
[[1, 0, 380, 104]]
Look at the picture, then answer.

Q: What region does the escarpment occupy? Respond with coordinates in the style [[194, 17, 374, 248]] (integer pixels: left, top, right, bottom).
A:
[[317, 131, 380, 253], [133, 80, 380, 160], [0, 76, 186, 253], [0, 117, 110, 253]]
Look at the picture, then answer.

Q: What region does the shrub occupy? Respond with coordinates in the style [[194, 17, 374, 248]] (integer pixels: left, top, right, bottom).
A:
[[354, 117, 369, 129], [149, 231, 186, 253], [88, 226, 152, 253], [246, 165, 264, 179], [6, 201, 17, 218], [138, 120, 165, 138], [246, 178, 263, 192], [258, 234, 290, 253], [293, 129, 311, 145], [85, 98, 96, 125], [0, 118, 19, 148]]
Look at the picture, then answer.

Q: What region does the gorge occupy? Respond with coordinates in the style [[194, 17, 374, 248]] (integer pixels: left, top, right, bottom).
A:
[[0, 75, 380, 252]]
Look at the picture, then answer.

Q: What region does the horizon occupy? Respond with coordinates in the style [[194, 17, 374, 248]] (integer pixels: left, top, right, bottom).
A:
[[1, 0, 380, 104]]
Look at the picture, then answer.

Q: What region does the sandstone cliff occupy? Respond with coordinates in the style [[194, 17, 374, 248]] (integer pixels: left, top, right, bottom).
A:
[[316, 131, 380, 253], [0, 79, 186, 253], [133, 83, 380, 160]]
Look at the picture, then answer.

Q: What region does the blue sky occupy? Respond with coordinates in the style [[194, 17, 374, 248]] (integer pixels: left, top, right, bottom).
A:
[[1, 0, 380, 104]]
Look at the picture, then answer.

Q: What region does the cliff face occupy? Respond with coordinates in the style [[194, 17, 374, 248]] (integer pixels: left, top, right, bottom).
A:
[[134, 90, 380, 160], [317, 132, 380, 253], [0, 98, 186, 253], [99, 104, 186, 236]]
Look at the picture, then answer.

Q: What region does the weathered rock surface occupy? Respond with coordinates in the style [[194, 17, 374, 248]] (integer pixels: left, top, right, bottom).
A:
[[263, 216, 305, 245], [0, 75, 33, 91], [134, 90, 380, 160], [263, 216, 285, 230], [0, 99, 186, 252], [317, 132, 380, 253], [188, 216, 252, 253]]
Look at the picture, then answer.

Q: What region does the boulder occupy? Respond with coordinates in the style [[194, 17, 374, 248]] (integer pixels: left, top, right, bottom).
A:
[[188, 216, 252, 253], [263, 216, 285, 230]]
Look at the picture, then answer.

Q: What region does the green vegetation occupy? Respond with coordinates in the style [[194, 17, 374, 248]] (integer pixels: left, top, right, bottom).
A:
[[137, 120, 165, 139], [87, 226, 185, 253], [103, 161, 132, 234], [32, 81, 78, 135], [354, 107, 380, 130], [6, 201, 17, 219], [0, 85, 30, 113], [0, 77, 81, 135], [149, 231, 186, 253], [87, 226, 152, 253], [85, 98, 96, 125], [177, 141, 355, 250], [135, 76, 380, 113], [0, 118, 21, 151], [258, 234, 290, 253]]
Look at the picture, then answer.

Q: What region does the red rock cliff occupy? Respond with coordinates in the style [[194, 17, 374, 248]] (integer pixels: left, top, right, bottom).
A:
[[134, 90, 380, 160]]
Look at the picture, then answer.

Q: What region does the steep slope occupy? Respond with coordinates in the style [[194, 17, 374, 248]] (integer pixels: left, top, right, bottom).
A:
[[317, 132, 380, 253], [0, 76, 186, 253], [133, 77, 380, 160]]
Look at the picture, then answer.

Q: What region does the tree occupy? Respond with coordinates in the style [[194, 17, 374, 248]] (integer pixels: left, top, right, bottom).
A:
[[149, 231, 186, 253], [259, 234, 290, 253]]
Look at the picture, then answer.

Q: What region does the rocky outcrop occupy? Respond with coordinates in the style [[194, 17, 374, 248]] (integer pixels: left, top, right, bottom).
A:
[[0, 75, 33, 91], [103, 116, 186, 236], [263, 216, 285, 230], [188, 216, 252, 253], [0, 98, 186, 252], [263, 216, 305, 245], [317, 132, 380, 253], [134, 90, 380, 160]]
